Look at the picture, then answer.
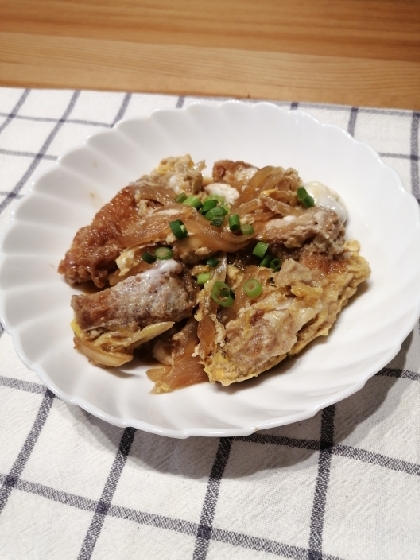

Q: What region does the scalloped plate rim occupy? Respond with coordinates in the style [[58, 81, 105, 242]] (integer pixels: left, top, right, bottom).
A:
[[1, 100, 420, 438]]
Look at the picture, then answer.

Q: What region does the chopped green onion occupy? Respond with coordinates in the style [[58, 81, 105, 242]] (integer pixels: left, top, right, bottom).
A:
[[270, 258, 282, 272], [297, 186, 315, 207], [175, 192, 188, 203], [229, 214, 240, 232], [183, 195, 202, 209], [169, 219, 188, 239], [253, 241, 269, 258], [142, 251, 157, 264], [204, 205, 228, 221], [196, 272, 212, 285], [211, 281, 235, 307], [210, 216, 224, 227], [240, 223, 254, 235], [201, 198, 218, 213], [204, 195, 225, 204], [206, 257, 219, 267], [243, 278, 263, 298], [155, 246, 173, 260], [259, 255, 272, 268]]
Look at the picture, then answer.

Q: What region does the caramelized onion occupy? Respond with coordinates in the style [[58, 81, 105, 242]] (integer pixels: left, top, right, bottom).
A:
[[147, 357, 208, 393], [183, 213, 250, 253], [147, 318, 208, 393], [119, 205, 193, 248], [261, 195, 302, 217]]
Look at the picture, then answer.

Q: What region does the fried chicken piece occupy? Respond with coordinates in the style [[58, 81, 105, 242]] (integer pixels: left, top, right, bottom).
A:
[[58, 186, 139, 288], [72, 259, 198, 367], [255, 206, 346, 260], [58, 156, 205, 288]]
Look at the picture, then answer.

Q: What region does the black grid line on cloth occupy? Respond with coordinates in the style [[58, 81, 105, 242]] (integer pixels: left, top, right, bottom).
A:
[[10, 478, 98, 513], [0, 90, 80, 217], [109, 504, 198, 536], [0, 192, 22, 198], [347, 107, 359, 138], [0, 148, 57, 161], [210, 528, 309, 560], [0, 112, 118, 129], [77, 427, 136, 560], [332, 445, 420, 476], [238, 431, 420, 478], [379, 152, 419, 161], [0, 89, 30, 135], [280, 101, 412, 118], [192, 437, 233, 560], [0, 375, 47, 395], [378, 367, 420, 382], [307, 405, 336, 560], [111, 93, 132, 127], [210, 527, 344, 560], [0, 389, 55, 515], [410, 111, 420, 201], [237, 433, 320, 450], [177, 96, 185, 108]]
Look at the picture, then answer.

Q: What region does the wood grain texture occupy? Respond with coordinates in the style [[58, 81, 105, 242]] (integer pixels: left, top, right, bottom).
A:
[[1, 0, 419, 109]]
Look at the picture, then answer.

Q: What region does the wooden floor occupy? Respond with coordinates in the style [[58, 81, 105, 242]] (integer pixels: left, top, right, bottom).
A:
[[1, 0, 419, 110]]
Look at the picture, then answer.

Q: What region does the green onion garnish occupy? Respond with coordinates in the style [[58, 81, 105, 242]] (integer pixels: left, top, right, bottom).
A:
[[205, 195, 225, 204], [243, 278, 263, 298], [155, 247, 173, 260], [297, 186, 315, 208], [175, 192, 188, 203], [229, 214, 240, 232], [204, 205, 228, 221], [183, 196, 202, 209], [169, 219, 188, 239], [253, 241, 269, 258], [240, 223, 254, 235], [211, 281, 235, 307], [270, 258, 282, 272], [196, 272, 212, 285], [210, 217, 224, 227], [259, 255, 272, 268], [142, 251, 157, 264], [206, 257, 219, 267], [201, 198, 218, 213]]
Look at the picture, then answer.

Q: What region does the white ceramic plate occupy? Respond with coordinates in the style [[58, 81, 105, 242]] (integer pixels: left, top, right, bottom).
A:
[[1, 101, 420, 438]]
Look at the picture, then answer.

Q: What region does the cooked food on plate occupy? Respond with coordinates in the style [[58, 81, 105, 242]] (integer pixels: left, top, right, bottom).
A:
[[59, 156, 370, 392]]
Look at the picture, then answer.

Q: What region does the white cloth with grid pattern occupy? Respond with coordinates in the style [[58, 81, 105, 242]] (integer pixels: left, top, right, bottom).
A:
[[0, 88, 419, 560]]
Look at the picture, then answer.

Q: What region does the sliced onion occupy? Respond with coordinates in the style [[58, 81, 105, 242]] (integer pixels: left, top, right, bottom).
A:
[[93, 322, 174, 350], [74, 337, 132, 367]]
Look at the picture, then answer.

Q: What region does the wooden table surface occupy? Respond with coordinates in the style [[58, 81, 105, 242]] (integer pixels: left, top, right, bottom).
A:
[[1, 0, 419, 110]]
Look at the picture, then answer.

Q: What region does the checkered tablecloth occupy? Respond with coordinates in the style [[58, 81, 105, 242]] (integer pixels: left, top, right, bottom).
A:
[[0, 88, 419, 560]]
